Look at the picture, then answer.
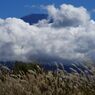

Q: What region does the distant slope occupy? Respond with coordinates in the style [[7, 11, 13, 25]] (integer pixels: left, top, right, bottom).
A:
[[21, 14, 48, 25]]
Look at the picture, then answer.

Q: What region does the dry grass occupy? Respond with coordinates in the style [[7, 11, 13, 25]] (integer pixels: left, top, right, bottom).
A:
[[0, 62, 95, 95]]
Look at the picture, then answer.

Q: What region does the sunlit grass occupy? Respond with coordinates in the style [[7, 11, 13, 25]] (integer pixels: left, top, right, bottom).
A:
[[0, 61, 95, 95]]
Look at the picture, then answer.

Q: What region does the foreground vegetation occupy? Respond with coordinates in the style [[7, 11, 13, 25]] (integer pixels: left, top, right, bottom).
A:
[[0, 62, 95, 95]]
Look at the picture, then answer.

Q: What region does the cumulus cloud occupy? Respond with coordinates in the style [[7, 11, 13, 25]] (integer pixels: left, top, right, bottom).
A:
[[0, 4, 95, 62], [47, 4, 90, 27]]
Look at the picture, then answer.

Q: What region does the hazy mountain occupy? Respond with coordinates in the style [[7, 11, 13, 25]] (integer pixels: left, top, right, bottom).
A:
[[0, 13, 92, 72], [21, 14, 48, 25]]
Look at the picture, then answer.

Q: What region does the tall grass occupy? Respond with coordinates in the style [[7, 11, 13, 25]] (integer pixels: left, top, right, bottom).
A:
[[0, 61, 95, 95]]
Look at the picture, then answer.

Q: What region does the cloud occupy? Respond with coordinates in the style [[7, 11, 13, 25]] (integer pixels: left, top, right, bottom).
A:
[[92, 9, 95, 13], [47, 4, 90, 27], [0, 4, 95, 63], [24, 4, 46, 10]]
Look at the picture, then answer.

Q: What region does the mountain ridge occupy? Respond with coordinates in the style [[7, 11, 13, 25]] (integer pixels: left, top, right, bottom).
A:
[[21, 14, 48, 25]]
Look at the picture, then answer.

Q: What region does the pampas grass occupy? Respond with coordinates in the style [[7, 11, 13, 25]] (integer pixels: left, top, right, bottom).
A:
[[0, 62, 95, 95]]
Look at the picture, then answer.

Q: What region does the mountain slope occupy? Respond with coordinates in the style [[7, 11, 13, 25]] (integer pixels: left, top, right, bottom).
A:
[[21, 14, 48, 25]]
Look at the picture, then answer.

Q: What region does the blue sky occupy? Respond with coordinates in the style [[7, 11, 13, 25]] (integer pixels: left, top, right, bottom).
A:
[[0, 0, 95, 19]]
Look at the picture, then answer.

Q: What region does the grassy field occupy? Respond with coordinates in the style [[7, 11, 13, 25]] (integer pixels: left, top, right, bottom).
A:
[[0, 62, 95, 95]]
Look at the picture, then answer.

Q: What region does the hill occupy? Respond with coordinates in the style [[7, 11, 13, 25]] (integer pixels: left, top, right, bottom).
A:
[[21, 14, 48, 25]]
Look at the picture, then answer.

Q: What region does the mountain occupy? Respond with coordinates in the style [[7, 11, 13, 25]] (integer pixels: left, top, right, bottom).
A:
[[21, 14, 48, 25], [0, 14, 92, 73], [0, 59, 89, 73]]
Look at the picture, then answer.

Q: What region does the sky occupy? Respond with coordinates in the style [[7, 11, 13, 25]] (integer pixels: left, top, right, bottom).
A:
[[0, 0, 95, 62], [0, 3, 95, 62], [0, 0, 95, 19]]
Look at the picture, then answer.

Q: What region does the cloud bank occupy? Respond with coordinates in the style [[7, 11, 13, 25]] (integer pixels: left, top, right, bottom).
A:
[[0, 4, 95, 62]]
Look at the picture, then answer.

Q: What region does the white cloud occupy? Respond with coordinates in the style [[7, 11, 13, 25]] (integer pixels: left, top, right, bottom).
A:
[[0, 4, 95, 63], [92, 9, 95, 13], [47, 4, 90, 27], [24, 4, 46, 10]]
